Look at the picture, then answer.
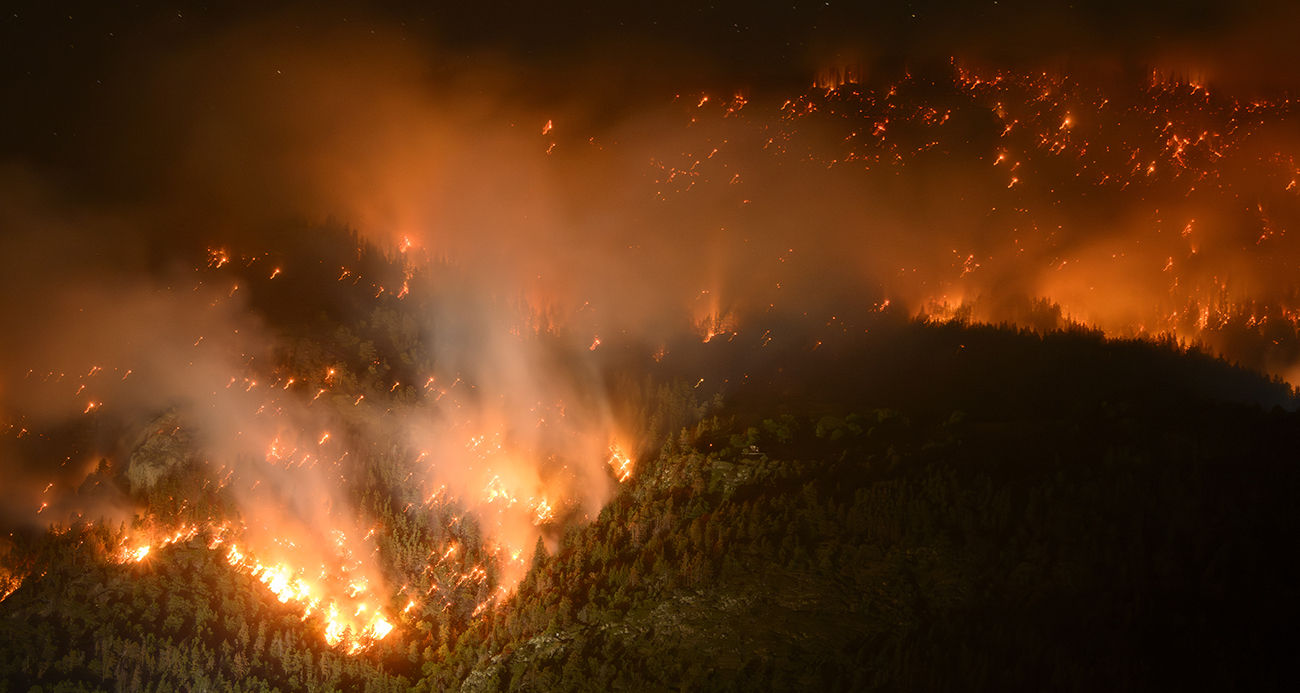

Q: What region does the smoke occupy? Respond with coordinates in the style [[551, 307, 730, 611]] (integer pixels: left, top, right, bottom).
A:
[[0, 163, 403, 637], [4, 3, 1300, 640]]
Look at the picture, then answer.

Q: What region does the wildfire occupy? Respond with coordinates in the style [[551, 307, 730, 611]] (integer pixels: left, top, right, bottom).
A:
[[608, 444, 634, 482], [697, 312, 737, 343], [0, 554, 23, 603], [111, 522, 395, 652], [368, 617, 394, 640], [532, 498, 554, 524], [115, 524, 206, 564], [483, 475, 516, 505], [228, 541, 395, 651]]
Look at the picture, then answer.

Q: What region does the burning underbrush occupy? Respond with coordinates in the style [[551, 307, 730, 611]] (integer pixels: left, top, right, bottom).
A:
[[0, 228, 653, 664]]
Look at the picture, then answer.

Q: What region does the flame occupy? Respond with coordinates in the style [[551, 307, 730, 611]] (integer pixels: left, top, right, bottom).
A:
[[0, 567, 20, 602], [115, 524, 206, 564], [228, 540, 394, 650], [109, 518, 395, 652], [607, 444, 634, 482], [483, 475, 517, 505], [324, 604, 345, 646], [696, 312, 737, 343], [369, 617, 393, 640], [531, 498, 554, 524]]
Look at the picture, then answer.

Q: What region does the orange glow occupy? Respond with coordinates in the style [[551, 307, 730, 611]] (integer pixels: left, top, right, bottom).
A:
[[14, 51, 1300, 672], [607, 444, 634, 482]]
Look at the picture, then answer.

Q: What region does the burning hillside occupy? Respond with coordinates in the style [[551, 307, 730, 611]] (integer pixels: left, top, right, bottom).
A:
[[2, 3, 1300, 688], [6, 50, 1300, 640]]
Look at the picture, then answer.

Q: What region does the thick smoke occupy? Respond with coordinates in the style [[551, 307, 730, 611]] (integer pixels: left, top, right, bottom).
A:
[[0, 169, 399, 636], [4, 5, 1300, 635]]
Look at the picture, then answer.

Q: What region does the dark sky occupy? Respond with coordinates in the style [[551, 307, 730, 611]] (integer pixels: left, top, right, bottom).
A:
[[2, 1, 1294, 187]]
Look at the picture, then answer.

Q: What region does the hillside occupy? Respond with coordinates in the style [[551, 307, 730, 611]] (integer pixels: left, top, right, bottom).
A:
[[423, 369, 1300, 691], [2, 305, 1299, 691], [8, 3, 1300, 692]]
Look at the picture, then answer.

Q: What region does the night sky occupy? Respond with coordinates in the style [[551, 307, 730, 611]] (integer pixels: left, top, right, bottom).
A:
[[3, 1, 1296, 189]]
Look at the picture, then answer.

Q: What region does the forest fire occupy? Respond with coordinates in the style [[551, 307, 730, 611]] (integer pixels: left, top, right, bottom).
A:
[[607, 445, 634, 482], [116, 525, 205, 564], [3, 0, 1300, 688], [3, 11, 1300, 681], [113, 519, 397, 652], [230, 545, 395, 652], [12, 50, 1300, 638]]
